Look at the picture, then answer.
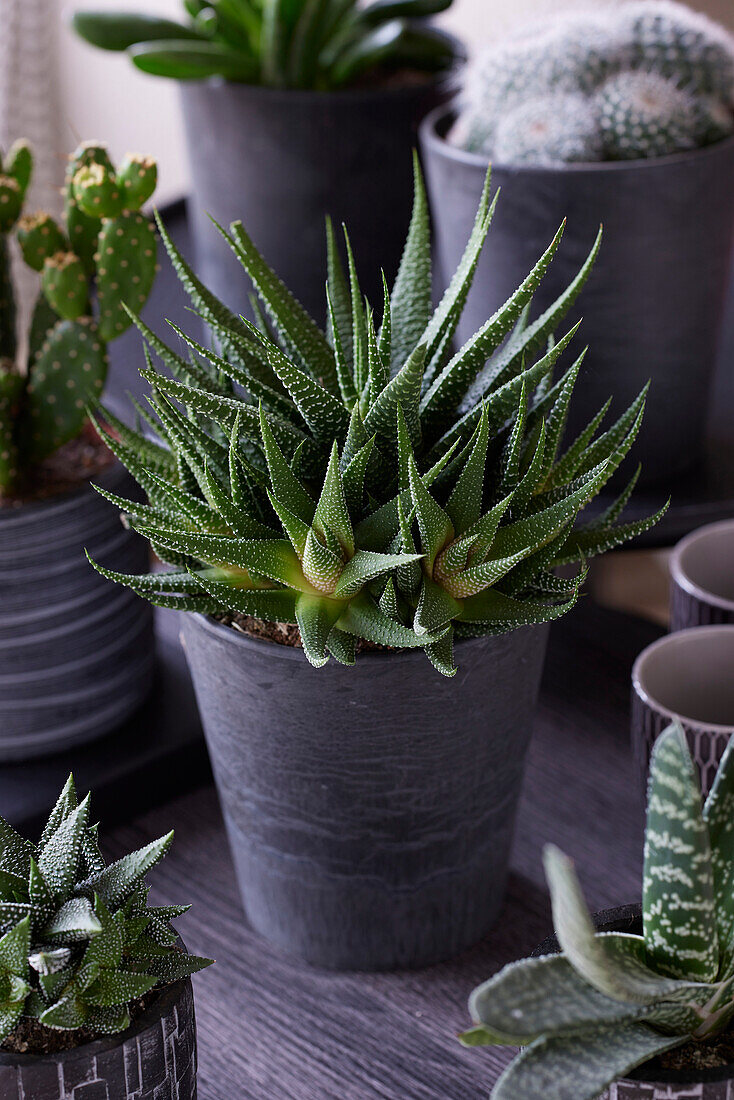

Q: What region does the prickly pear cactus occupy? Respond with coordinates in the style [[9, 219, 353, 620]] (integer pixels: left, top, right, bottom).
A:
[[0, 138, 159, 495], [96, 210, 157, 341], [453, 0, 734, 165]]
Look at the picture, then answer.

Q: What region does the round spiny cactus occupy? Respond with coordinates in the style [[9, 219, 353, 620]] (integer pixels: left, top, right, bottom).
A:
[[596, 69, 700, 159], [492, 94, 603, 167], [619, 0, 734, 102]]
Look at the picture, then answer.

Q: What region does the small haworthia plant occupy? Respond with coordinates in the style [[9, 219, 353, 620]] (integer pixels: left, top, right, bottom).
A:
[[89, 156, 663, 673], [72, 0, 457, 88], [0, 775, 211, 1041], [0, 139, 158, 496], [462, 724, 734, 1099], [454, 0, 734, 165]]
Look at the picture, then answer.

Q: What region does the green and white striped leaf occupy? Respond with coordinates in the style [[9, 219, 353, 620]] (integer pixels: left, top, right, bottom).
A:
[[643, 724, 719, 982], [704, 735, 734, 977]]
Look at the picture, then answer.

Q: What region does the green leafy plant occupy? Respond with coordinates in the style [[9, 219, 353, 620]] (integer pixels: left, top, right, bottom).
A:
[[88, 158, 663, 673], [454, 0, 734, 164], [0, 775, 211, 1040], [0, 139, 158, 495], [461, 723, 734, 1099], [72, 0, 457, 88]]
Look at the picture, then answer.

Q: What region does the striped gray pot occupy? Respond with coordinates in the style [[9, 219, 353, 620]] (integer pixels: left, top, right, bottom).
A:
[[0, 978, 197, 1100], [631, 627, 734, 796], [536, 907, 734, 1098], [670, 520, 734, 633], [0, 463, 155, 760], [181, 614, 550, 971]]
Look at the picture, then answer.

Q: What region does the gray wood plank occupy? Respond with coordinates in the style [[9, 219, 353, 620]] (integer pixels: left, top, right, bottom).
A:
[[102, 603, 656, 1100]]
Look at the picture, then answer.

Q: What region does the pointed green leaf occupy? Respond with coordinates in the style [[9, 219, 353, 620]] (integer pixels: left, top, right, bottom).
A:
[[81, 833, 173, 910], [334, 550, 423, 600], [294, 594, 344, 668], [313, 442, 354, 558], [0, 918, 29, 979], [408, 454, 454, 571], [390, 153, 432, 374]]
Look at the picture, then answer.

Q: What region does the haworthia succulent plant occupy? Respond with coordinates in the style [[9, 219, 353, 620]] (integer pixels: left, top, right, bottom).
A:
[[89, 156, 663, 672], [462, 724, 734, 1099], [0, 140, 158, 495], [0, 776, 211, 1042], [72, 0, 458, 88]]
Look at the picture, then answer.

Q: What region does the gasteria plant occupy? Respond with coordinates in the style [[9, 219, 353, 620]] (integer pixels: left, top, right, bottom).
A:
[[72, 0, 457, 88], [0, 139, 158, 495], [89, 159, 664, 674], [0, 775, 211, 1041], [462, 724, 734, 1099]]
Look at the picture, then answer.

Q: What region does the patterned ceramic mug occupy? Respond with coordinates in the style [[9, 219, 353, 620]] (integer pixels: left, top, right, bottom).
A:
[[670, 519, 734, 632], [632, 626, 734, 795]]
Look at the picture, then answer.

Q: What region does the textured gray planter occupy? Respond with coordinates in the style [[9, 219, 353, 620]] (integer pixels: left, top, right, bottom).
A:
[[0, 978, 197, 1100], [671, 520, 734, 632], [420, 106, 734, 488], [0, 464, 155, 760], [536, 906, 734, 1097], [180, 614, 549, 971], [631, 627, 734, 796], [179, 75, 450, 323]]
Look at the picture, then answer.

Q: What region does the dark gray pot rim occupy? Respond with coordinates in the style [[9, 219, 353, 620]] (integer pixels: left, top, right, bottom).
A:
[[632, 626, 734, 736], [0, 460, 124, 521], [533, 903, 734, 1086], [670, 520, 734, 614], [420, 102, 734, 176], [186, 611, 515, 668], [0, 977, 190, 1067]]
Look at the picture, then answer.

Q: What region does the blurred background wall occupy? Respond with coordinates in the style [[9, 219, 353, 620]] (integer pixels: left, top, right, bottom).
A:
[[1, 0, 732, 206]]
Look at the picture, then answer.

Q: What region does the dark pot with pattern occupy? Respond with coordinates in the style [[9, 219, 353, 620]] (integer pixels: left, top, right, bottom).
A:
[[180, 613, 550, 971], [670, 520, 734, 633], [420, 106, 734, 488], [0, 462, 155, 759], [536, 906, 734, 1098], [178, 73, 453, 322], [0, 977, 197, 1100], [631, 627, 734, 796]]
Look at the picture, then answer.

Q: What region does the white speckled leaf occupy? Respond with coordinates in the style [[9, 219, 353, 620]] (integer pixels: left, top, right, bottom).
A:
[[643, 725, 719, 982], [703, 734, 734, 977]]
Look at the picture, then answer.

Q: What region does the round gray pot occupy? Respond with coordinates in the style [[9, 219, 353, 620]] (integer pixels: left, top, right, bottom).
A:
[[420, 106, 734, 488], [0, 464, 155, 760], [178, 75, 450, 322], [180, 614, 550, 971], [0, 978, 197, 1100], [536, 906, 734, 1097]]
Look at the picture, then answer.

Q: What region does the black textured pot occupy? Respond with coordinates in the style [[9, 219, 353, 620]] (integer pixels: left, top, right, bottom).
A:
[[180, 614, 550, 971], [0, 978, 197, 1100], [178, 75, 451, 322], [420, 106, 734, 488], [535, 905, 734, 1097], [0, 463, 155, 759]]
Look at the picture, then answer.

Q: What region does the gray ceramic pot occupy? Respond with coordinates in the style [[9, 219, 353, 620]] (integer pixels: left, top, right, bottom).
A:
[[178, 75, 450, 322], [670, 520, 734, 632], [180, 614, 550, 971], [535, 906, 734, 1097], [0, 978, 197, 1100], [0, 463, 155, 760], [420, 106, 734, 488], [631, 626, 734, 796]]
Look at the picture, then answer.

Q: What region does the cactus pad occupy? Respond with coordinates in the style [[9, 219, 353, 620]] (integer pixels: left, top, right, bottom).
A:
[[117, 153, 158, 210], [4, 140, 33, 198], [17, 213, 67, 272], [0, 176, 22, 233], [73, 162, 125, 219], [41, 251, 90, 321], [0, 359, 23, 491], [22, 318, 107, 463], [96, 210, 157, 341]]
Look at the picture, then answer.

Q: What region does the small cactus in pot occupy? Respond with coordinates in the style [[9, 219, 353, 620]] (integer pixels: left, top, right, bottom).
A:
[[0, 139, 158, 497], [462, 724, 734, 1098], [453, 0, 734, 166]]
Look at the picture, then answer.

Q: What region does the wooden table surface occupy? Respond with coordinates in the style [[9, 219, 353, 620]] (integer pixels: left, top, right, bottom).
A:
[[102, 603, 656, 1100]]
